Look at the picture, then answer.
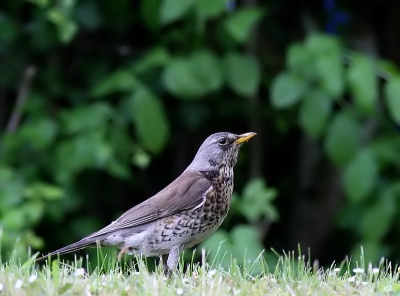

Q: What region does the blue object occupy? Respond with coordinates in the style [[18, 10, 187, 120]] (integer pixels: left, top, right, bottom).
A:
[[226, 0, 236, 11], [324, 0, 350, 34]]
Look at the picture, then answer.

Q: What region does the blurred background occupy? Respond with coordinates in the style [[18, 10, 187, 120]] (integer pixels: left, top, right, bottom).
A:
[[2, 0, 400, 269]]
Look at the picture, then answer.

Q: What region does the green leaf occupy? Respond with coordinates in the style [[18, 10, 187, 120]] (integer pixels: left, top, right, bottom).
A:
[[47, 9, 78, 43], [163, 51, 222, 98], [2, 208, 26, 230], [230, 225, 264, 265], [199, 230, 231, 268], [306, 34, 339, 56], [286, 43, 313, 77], [91, 70, 138, 98], [306, 34, 344, 98], [371, 137, 400, 168], [270, 72, 307, 108], [196, 0, 227, 18], [19, 117, 58, 149], [61, 103, 113, 134], [132, 148, 151, 169], [343, 149, 378, 203], [224, 8, 264, 43], [24, 182, 64, 201], [21, 200, 45, 224], [224, 53, 260, 97], [316, 52, 344, 98], [131, 88, 170, 154], [0, 167, 24, 212], [190, 50, 223, 92], [347, 55, 378, 113], [160, 0, 194, 25], [324, 112, 360, 167], [379, 59, 399, 76], [133, 47, 171, 74], [384, 76, 400, 124], [358, 187, 396, 240], [299, 91, 332, 138], [240, 179, 278, 222], [163, 58, 205, 98], [200, 225, 264, 270], [55, 131, 113, 180]]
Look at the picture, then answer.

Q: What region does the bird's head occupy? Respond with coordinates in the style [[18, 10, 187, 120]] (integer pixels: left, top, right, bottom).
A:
[[188, 132, 257, 171]]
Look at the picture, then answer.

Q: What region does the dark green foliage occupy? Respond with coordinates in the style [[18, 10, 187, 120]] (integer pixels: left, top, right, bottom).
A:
[[270, 33, 400, 264], [0, 0, 268, 263], [2, 0, 400, 269]]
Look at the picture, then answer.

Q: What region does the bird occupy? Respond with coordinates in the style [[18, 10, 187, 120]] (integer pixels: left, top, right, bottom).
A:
[[36, 132, 256, 274]]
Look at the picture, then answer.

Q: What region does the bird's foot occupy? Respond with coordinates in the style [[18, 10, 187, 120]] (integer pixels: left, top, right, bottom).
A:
[[117, 246, 129, 261]]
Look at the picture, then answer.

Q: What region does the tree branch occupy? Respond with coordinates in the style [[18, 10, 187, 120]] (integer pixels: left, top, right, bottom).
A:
[[6, 65, 37, 133]]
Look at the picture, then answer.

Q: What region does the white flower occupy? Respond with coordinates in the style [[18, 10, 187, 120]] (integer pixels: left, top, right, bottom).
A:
[[125, 285, 130, 291], [0, 283, 3, 291], [372, 268, 380, 274], [208, 269, 217, 276], [176, 287, 184, 295], [348, 276, 356, 282], [353, 268, 365, 274], [73, 268, 85, 277], [28, 274, 37, 283], [328, 268, 341, 276], [15, 279, 23, 289]]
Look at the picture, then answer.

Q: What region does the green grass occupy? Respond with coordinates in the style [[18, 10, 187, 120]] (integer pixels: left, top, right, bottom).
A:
[[1, 247, 400, 295]]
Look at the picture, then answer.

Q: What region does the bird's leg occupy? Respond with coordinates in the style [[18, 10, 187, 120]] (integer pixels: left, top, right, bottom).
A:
[[160, 245, 183, 277], [167, 245, 183, 274], [161, 254, 170, 277], [117, 246, 129, 261]]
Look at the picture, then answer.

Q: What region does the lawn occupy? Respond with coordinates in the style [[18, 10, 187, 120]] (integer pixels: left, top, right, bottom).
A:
[[0, 248, 399, 296]]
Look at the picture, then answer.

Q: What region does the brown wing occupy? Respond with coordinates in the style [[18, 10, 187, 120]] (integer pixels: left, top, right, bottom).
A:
[[83, 169, 212, 240]]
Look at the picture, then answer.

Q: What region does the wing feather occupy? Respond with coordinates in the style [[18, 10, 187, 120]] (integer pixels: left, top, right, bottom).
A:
[[83, 170, 211, 240]]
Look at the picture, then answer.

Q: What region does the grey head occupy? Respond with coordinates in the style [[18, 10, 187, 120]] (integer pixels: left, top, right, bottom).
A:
[[187, 132, 257, 172]]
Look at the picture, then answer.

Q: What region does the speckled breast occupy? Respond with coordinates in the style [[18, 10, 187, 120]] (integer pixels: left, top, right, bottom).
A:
[[179, 168, 234, 248], [146, 168, 234, 254]]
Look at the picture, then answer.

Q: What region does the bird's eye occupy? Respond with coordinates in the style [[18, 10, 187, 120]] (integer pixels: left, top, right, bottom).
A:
[[218, 137, 228, 146]]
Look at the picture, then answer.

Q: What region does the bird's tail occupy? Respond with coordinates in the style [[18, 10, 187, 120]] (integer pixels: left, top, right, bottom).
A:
[[35, 238, 97, 262]]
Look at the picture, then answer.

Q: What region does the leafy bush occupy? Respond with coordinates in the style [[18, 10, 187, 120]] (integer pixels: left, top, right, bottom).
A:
[[0, 0, 268, 261], [270, 34, 400, 264], [3, 0, 400, 268]]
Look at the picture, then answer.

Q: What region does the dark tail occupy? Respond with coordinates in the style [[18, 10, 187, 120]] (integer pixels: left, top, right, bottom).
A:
[[35, 238, 97, 262]]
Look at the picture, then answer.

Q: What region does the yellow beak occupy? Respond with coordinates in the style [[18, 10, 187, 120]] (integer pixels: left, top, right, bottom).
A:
[[234, 132, 257, 144]]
